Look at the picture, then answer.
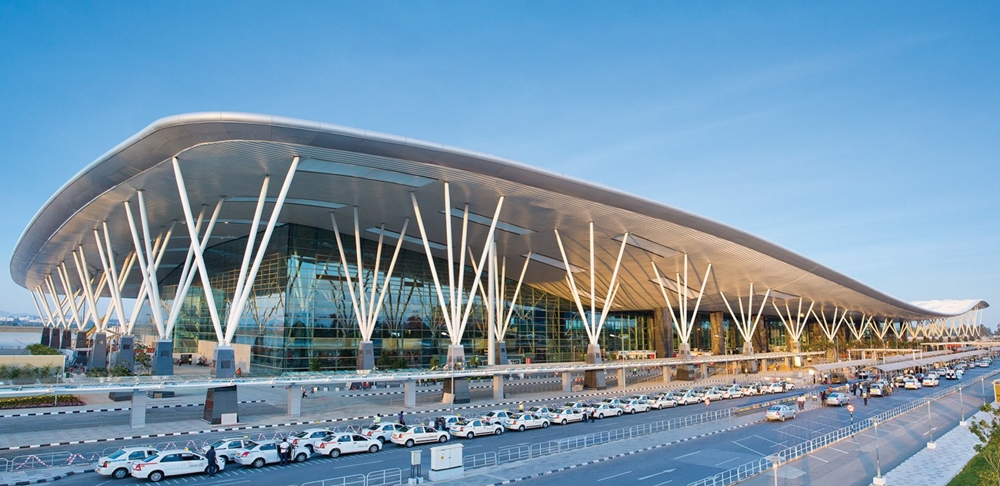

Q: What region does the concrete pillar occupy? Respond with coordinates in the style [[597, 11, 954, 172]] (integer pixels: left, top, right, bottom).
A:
[[701, 363, 708, 380], [212, 345, 235, 379], [710, 312, 725, 355], [203, 386, 238, 424], [561, 373, 572, 393], [443, 345, 470, 404], [662, 366, 672, 383], [404, 379, 416, 408], [130, 390, 147, 428], [89, 332, 108, 370], [75, 331, 88, 349], [653, 307, 674, 359], [118, 335, 136, 372], [153, 339, 173, 376], [497, 341, 509, 365], [40, 327, 51, 346], [494, 375, 505, 400], [584, 343, 607, 390], [618, 368, 627, 389], [357, 340, 375, 371], [61, 329, 72, 349], [287, 386, 302, 418], [50, 328, 62, 349]]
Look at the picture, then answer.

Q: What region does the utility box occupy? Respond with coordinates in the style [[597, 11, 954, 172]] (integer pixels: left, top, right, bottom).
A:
[[993, 380, 1000, 403], [428, 443, 463, 481]]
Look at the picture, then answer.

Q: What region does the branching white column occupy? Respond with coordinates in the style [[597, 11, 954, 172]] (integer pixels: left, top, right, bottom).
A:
[[772, 298, 815, 352], [164, 201, 223, 340], [469, 247, 531, 365], [56, 263, 85, 332], [652, 255, 712, 359], [123, 193, 171, 339], [719, 282, 769, 357], [410, 184, 505, 363], [844, 313, 871, 342], [330, 208, 410, 370], [872, 318, 892, 342], [809, 306, 847, 343]]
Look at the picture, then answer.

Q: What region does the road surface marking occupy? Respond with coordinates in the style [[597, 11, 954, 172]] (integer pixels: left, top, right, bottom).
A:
[[674, 450, 701, 460], [809, 454, 830, 463], [715, 457, 739, 467], [731, 441, 764, 456], [829, 447, 850, 454], [653, 480, 674, 486], [639, 468, 676, 480], [598, 471, 632, 482]]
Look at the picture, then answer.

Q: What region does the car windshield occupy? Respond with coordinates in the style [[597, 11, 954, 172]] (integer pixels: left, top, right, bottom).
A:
[[768, 406, 783, 412], [142, 454, 161, 463], [108, 449, 129, 459]]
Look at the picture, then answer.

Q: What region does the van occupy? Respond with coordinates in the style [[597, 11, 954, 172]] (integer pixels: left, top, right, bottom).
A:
[[830, 372, 847, 384]]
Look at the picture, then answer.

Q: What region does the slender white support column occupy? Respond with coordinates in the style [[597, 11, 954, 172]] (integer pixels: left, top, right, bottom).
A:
[[123, 193, 168, 338], [653, 254, 712, 358], [772, 298, 815, 352], [56, 263, 84, 331], [44, 275, 68, 330], [720, 283, 769, 356]]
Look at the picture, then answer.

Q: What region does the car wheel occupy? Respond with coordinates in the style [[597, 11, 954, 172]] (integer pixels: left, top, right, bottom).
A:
[[495, 427, 503, 435], [791, 413, 796, 420], [598, 413, 604, 419], [519, 425, 525, 432], [219, 455, 229, 464], [542, 421, 549, 428], [562, 419, 568, 425], [252, 457, 266, 468], [405, 439, 415, 448], [295, 452, 308, 463], [467, 432, 475, 439], [369, 444, 379, 453], [629, 409, 636, 414], [439, 435, 448, 443], [780, 415, 785, 422], [112, 467, 129, 479], [330, 448, 341, 458], [305, 445, 314, 454], [617, 410, 623, 416], [148, 471, 164, 482]]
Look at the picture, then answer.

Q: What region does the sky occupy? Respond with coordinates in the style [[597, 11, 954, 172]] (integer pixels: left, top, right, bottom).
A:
[[0, 2, 997, 327]]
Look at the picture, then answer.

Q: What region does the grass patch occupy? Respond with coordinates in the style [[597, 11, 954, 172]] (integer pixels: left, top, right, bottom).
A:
[[949, 451, 991, 486], [0, 395, 85, 409]]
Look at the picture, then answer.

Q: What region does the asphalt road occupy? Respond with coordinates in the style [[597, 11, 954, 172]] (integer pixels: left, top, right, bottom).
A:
[[6, 366, 994, 486]]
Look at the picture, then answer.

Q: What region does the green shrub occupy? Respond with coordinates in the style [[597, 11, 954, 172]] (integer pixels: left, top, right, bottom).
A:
[[0, 395, 85, 409], [26, 343, 61, 355]]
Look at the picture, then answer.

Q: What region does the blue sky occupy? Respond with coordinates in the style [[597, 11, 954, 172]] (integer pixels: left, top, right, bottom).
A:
[[1, 2, 997, 327]]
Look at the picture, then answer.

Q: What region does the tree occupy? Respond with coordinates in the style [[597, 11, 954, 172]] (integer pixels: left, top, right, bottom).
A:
[[969, 402, 1000, 486]]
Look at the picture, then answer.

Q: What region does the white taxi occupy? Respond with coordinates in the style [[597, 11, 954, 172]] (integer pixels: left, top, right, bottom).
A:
[[235, 440, 309, 467], [361, 422, 407, 443], [449, 418, 504, 438], [651, 393, 678, 409], [390, 425, 449, 447], [315, 433, 381, 457], [504, 412, 550, 431], [591, 403, 623, 419], [482, 410, 516, 425], [96, 447, 158, 479], [289, 428, 333, 453], [201, 437, 257, 463], [131, 449, 224, 482], [621, 399, 651, 414], [549, 407, 585, 425]]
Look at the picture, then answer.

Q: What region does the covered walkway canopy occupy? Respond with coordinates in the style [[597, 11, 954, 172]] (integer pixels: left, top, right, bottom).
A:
[[806, 359, 874, 372], [872, 350, 988, 373]]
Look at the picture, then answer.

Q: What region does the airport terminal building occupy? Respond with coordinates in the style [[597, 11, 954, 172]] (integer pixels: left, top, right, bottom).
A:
[[10, 113, 988, 375]]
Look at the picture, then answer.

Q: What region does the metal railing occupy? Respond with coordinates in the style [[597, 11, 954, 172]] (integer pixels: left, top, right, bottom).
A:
[[299, 468, 402, 486], [462, 394, 801, 471], [1, 451, 97, 473], [688, 369, 1000, 486]]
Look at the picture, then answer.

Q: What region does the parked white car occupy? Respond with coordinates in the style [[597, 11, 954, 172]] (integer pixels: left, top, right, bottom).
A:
[[315, 433, 382, 457], [904, 378, 922, 390], [450, 418, 504, 438], [651, 393, 678, 409], [765, 405, 797, 422], [201, 437, 257, 463], [504, 412, 550, 431], [96, 447, 159, 479], [131, 449, 224, 482], [526, 406, 555, 418], [675, 389, 701, 405], [482, 410, 516, 425], [361, 422, 407, 443], [390, 425, 449, 447], [628, 394, 653, 406], [591, 403, 623, 419], [621, 399, 651, 414], [701, 387, 724, 401], [289, 428, 333, 453], [724, 384, 743, 399], [740, 384, 759, 396], [235, 440, 309, 467], [922, 374, 939, 387], [563, 401, 595, 415], [549, 407, 585, 425]]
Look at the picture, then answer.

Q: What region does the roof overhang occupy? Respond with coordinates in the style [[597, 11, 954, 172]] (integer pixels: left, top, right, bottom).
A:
[[10, 112, 987, 320]]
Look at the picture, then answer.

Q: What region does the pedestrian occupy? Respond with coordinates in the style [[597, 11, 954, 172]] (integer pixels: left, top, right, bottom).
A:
[[374, 413, 382, 425], [302, 386, 307, 399], [820, 390, 826, 403], [279, 437, 291, 466], [797, 394, 806, 411], [205, 445, 218, 476], [704, 397, 710, 411], [862, 391, 868, 406], [398, 411, 405, 425], [518, 402, 524, 413]]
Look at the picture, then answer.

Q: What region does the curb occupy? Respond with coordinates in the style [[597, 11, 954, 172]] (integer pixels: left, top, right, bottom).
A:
[[0, 467, 91, 486]]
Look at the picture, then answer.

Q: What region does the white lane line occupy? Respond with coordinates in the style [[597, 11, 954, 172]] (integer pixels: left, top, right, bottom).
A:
[[731, 441, 765, 456], [598, 471, 632, 482], [753, 434, 784, 445], [829, 447, 850, 454], [810, 454, 830, 463], [674, 450, 701, 460], [638, 468, 676, 480], [715, 457, 739, 467], [334, 459, 383, 469]]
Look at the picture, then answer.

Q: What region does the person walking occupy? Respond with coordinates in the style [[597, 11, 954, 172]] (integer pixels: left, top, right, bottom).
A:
[[205, 445, 218, 476], [704, 397, 710, 411], [518, 402, 524, 413], [278, 437, 291, 466], [373, 413, 382, 425], [797, 394, 806, 411], [398, 411, 405, 425], [862, 390, 868, 406]]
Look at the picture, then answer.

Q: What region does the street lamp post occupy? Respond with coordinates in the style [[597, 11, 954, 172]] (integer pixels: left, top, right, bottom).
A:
[[960, 385, 967, 426], [927, 399, 936, 449], [873, 420, 885, 485]]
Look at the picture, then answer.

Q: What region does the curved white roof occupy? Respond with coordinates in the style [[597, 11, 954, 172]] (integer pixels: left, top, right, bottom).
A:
[[10, 112, 987, 320]]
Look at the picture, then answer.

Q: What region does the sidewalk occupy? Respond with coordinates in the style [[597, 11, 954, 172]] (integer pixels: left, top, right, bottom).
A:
[[875, 411, 985, 486]]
